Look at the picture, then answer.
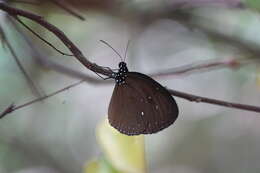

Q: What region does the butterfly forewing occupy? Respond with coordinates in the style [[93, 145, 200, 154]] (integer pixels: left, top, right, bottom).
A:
[[108, 72, 178, 135]]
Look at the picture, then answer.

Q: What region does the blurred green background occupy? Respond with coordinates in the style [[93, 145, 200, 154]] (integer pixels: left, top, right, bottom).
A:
[[0, 0, 260, 172]]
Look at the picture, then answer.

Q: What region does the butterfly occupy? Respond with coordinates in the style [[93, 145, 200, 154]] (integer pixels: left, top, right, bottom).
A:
[[101, 40, 179, 136]]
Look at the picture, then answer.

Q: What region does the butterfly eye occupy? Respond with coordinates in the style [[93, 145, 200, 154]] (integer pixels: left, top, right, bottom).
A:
[[119, 62, 126, 68]]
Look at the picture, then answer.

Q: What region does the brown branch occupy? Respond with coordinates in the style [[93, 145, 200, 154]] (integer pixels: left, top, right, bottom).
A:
[[1, 82, 260, 120], [0, 104, 15, 119], [7, 16, 108, 84], [9, 14, 256, 85], [0, 3, 113, 78], [170, 89, 260, 113], [0, 3, 259, 115]]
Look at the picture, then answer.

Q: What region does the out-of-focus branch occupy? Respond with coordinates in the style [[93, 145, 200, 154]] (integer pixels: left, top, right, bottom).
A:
[[9, 13, 256, 84], [0, 24, 42, 97], [9, 0, 40, 5], [0, 104, 15, 119], [7, 16, 108, 84], [1, 78, 260, 119], [170, 11, 260, 59], [0, 3, 259, 118], [50, 0, 85, 21], [0, 80, 84, 118], [14, 16, 74, 56], [170, 89, 260, 113], [151, 57, 259, 78]]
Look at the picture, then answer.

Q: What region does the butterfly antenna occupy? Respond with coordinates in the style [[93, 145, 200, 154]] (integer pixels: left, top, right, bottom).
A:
[[100, 40, 123, 62], [124, 40, 130, 62]]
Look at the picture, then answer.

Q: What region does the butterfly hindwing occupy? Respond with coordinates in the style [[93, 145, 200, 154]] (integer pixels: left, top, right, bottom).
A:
[[108, 72, 178, 135]]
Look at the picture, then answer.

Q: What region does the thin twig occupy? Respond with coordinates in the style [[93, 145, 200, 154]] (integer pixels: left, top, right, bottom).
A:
[[50, 0, 85, 21], [14, 16, 73, 56], [0, 3, 259, 114], [170, 89, 260, 113], [10, 0, 40, 5], [1, 82, 259, 119], [9, 15, 257, 84], [170, 11, 260, 59], [0, 3, 113, 77], [151, 57, 258, 78], [0, 24, 42, 97], [7, 16, 106, 84], [0, 104, 15, 119], [0, 80, 84, 118]]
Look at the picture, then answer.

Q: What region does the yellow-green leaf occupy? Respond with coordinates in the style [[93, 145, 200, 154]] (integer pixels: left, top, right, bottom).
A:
[[84, 158, 121, 173], [85, 160, 99, 173], [96, 119, 146, 173]]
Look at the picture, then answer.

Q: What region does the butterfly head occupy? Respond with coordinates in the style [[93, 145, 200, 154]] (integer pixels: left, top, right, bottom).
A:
[[118, 62, 127, 68], [115, 62, 128, 85]]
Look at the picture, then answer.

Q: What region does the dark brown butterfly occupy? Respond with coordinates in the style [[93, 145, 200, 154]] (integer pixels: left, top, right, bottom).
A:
[[108, 61, 179, 135], [100, 40, 178, 135]]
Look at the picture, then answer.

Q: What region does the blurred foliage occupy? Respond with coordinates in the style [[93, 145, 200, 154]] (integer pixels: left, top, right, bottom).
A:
[[246, 0, 260, 10], [87, 119, 146, 173], [0, 0, 260, 173], [85, 158, 121, 173]]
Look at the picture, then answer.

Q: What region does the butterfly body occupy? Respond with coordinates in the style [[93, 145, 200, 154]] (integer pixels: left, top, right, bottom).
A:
[[108, 62, 179, 136]]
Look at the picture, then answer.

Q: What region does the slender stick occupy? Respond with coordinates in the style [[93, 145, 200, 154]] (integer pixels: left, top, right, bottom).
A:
[[0, 3, 259, 115], [0, 80, 84, 118], [14, 16, 73, 56], [1, 84, 259, 120], [0, 24, 42, 97], [151, 58, 258, 78], [0, 3, 113, 77], [10, 0, 40, 5], [50, 0, 85, 21], [169, 89, 260, 113], [7, 16, 106, 84], [0, 104, 15, 119]]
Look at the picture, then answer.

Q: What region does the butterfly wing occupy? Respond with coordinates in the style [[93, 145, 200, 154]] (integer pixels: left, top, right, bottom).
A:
[[108, 72, 178, 135]]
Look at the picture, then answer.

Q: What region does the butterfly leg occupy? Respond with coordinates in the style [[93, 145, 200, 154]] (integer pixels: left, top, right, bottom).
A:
[[94, 71, 112, 80], [102, 66, 118, 72], [94, 66, 117, 80]]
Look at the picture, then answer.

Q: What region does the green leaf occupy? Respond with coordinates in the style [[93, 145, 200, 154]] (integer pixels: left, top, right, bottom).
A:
[[85, 160, 99, 173], [246, 0, 260, 11], [96, 119, 147, 173], [85, 158, 121, 173]]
